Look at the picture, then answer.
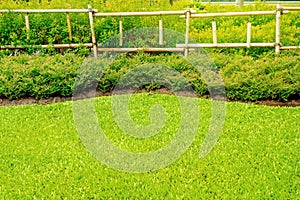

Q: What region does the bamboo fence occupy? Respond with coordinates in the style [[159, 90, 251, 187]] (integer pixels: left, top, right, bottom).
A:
[[0, 5, 299, 56], [177, 5, 300, 55]]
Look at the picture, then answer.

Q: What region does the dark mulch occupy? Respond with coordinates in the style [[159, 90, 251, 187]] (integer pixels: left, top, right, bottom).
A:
[[0, 89, 299, 107]]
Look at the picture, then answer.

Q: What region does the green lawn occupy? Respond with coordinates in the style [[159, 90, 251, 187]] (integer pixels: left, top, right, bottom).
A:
[[0, 93, 299, 199]]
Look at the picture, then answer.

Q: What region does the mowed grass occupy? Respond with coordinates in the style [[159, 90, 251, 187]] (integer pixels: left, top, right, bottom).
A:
[[0, 93, 299, 199]]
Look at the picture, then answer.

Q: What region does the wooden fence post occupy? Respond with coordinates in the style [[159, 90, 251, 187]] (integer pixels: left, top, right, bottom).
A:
[[247, 22, 251, 48], [212, 21, 217, 46], [184, 7, 191, 57], [159, 19, 163, 46], [236, 0, 244, 7], [275, 4, 281, 54], [66, 12, 72, 41], [119, 21, 123, 47], [25, 13, 30, 39], [88, 4, 98, 58]]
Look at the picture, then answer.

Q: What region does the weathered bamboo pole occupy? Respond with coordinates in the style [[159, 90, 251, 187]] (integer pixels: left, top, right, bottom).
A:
[[159, 19, 163, 46], [66, 12, 72, 41], [0, 43, 93, 49], [247, 22, 251, 48], [88, 4, 98, 58], [119, 21, 123, 47], [236, 0, 244, 7], [97, 47, 188, 52], [275, 4, 281, 54], [180, 10, 288, 18], [176, 43, 276, 48], [184, 7, 191, 57], [281, 7, 300, 11], [93, 10, 196, 17], [0, 9, 98, 13], [25, 13, 30, 39], [280, 46, 300, 50], [0, 45, 191, 52], [212, 21, 217, 46], [200, 1, 297, 5]]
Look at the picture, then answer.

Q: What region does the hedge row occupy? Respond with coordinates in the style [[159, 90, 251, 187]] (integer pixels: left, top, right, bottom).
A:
[[0, 51, 299, 101], [215, 51, 300, 101]]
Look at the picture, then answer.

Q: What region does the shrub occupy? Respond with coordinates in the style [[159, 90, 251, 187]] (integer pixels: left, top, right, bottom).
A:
[[0, 51, 299, 101]]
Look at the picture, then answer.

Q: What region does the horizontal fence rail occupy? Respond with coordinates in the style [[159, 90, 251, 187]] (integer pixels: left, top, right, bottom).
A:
[[281, 6, 300, 10], [0, 9, 98, 13], [93, 10, 196, 17], [0, 5, 299, 56], [0, 44, 93, 49], [176, 43, 276, 48], [97, 48, 189, 52], [179, 10, 289, 18], [200, 1, 300, 5]]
